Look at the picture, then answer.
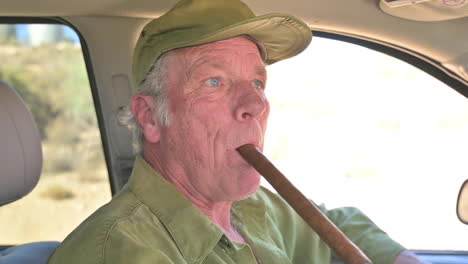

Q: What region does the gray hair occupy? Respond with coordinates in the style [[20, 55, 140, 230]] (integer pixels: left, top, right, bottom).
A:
[[117, 51, 174, 154]]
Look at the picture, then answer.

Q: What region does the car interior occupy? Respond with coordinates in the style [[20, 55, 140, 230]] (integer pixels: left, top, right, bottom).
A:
[[0, 0, 467, 263]]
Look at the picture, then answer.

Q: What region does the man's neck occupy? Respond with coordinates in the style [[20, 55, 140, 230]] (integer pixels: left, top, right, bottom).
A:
[[170, 180, 246, 243], [142, 147, 246, 244], [194, 201, 238, 237]]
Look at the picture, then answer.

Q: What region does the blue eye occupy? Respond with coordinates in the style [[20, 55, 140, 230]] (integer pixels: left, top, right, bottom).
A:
[[206, 78, 221, 88], [253, 80, 263, 90]]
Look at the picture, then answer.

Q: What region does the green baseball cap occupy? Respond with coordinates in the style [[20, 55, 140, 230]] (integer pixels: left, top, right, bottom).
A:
[[132, 0, 312, 87]]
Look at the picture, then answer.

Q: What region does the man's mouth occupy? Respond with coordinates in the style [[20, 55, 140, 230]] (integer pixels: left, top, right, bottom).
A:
[[233, 143, 260, 167]]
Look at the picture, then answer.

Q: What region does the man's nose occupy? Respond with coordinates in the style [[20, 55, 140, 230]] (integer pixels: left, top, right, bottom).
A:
[[234, 87, 269, 122]]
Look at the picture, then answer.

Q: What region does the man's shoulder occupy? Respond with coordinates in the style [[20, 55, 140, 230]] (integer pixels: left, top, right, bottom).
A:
[[47, 188, 170, 264]]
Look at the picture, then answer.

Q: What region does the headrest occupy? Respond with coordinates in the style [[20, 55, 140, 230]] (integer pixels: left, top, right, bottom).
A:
[[0, 81, 42, 206]]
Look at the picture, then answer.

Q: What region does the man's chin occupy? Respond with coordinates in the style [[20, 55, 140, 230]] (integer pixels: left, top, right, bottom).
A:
[[236, 171, 261, 199], [220, 165, 261, 201]]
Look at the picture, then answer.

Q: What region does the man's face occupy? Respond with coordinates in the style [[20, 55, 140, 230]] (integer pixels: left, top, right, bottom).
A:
[[158, 37, 269, 203]]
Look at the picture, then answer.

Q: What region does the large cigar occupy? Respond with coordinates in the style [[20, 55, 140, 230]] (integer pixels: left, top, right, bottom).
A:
[[237, 144, 372, 264]]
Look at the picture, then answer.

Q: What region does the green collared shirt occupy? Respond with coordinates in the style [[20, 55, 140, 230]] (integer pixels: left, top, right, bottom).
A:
[[48, 156, 404, 264]]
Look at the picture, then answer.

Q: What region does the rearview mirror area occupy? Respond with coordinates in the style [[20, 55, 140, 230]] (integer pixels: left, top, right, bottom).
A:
[[457, 179, 468, 224]]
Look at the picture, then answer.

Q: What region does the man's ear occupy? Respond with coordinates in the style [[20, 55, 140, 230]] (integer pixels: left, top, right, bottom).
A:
[[132, 95, 161, 143]]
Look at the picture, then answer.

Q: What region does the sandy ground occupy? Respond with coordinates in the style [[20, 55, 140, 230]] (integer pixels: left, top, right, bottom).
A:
[[0, 168, 111, 244]]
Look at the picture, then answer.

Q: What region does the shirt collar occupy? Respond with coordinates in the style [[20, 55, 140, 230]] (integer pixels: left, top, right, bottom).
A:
[[127, 156, 224, 264]]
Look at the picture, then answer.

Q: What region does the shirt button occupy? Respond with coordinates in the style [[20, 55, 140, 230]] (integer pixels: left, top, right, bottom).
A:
[[221, 236, 231, 249]]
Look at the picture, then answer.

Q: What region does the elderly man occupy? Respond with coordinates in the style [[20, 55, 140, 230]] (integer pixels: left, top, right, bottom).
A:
[[48, 0, 428, 264]]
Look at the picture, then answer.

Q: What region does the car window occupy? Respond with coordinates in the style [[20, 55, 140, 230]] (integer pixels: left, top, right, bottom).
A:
[[263, 35, 468, 251], [0, 23, 111, 244]]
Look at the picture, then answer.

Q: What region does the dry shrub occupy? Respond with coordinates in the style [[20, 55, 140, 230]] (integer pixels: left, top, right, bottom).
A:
[[43, 116, 106, 178], [1, 42, 106, 176], [42, 117, 80, 173], [41, 183, 75, 200], [75, 129, 107, 182]]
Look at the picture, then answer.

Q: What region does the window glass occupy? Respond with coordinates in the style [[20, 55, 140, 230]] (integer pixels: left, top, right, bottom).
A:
[[264, 36, 468, 250], [0, 24, 111, 244]]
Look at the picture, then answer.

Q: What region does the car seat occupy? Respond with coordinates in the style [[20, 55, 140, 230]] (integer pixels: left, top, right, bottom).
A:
[[0, 80, 60, 264]]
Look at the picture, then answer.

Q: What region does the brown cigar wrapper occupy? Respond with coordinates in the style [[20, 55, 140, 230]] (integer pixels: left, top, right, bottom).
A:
[[237, 144, 372, 264]]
